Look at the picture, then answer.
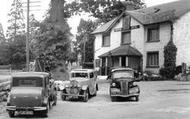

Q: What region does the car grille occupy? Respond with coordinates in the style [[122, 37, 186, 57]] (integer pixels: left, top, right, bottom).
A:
[[66, 87, 79, 94], [11, 96, 41, 107], [120, 81, 129, 95]]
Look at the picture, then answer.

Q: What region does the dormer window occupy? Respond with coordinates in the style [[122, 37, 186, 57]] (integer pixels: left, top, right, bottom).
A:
[[102, 33, 110, 47]]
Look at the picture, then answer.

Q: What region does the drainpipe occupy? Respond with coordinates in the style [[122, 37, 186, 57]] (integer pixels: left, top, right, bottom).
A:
[[170, 21, 174, 41]]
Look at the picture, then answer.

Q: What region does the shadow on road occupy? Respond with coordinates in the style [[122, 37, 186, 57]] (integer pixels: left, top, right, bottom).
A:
[[158, 88, 190, 92]]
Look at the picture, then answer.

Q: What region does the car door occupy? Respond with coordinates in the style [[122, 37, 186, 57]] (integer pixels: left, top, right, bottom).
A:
[[89, 71, 96, 95]]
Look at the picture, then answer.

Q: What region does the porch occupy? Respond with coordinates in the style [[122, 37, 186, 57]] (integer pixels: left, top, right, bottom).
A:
[[98, 45, 142, 75]]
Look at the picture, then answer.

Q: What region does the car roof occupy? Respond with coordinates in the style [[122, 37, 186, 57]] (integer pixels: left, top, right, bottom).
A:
[[12, 72, 49, 78], [111, 67, 134, 72], [71, 69, 95, 73]]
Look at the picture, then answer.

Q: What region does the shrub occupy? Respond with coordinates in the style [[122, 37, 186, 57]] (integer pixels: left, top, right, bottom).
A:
[[159, 40, 177, 79]]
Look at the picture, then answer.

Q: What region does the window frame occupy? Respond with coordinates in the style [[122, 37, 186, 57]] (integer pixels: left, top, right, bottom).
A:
[[102, 33, 110, 47], [121, 31, 131, 45], [147, 25, 160, 42], [146, 51, 159, 68]]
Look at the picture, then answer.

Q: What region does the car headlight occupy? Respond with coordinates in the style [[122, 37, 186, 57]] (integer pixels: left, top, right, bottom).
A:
[[77, 84, 81, 87], [112, 83, 116, 87], [65, 84, 69, 88], [42, 97, 48, 106]]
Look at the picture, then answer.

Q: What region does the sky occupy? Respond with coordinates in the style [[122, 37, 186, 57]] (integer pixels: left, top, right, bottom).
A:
[[0, 0, 178, 36]]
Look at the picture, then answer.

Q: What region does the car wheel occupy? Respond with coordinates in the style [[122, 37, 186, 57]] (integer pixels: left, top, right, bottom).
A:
[[8, 111, 15, 118], [135, 96, 139, 101], [53, 96, 57, 106], [96, 84, 99, 91], [61, 94, 66, 101], [94, 85, 97, 96], [42, 102, 49, 117], [83, 90, 89, 102], [94, 89, 97, 96], [61, 90, 67, 101], [111, 96, 117, 102]]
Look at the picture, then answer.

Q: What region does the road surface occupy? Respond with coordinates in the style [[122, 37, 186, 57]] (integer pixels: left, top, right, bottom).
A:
[[0, 81, 190, 119]]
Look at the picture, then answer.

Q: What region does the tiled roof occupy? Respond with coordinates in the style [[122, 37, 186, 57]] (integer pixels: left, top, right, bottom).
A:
[[126, 0, 190, 25], [99, 45, 142, 57], [92, 0, 190, 34], [91, 15, 122, 34]]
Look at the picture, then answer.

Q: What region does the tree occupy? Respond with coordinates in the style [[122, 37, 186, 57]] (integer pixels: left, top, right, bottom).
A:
[[6, 0, 25, 40], [29, 14, 40, 59], [64, 0, 145, 23], [5, 35, 28, 69], [160, 40, 177, 79], [0, 23, 5, 43], [76, 19, 97, 64], [34, 0, 72, 71]]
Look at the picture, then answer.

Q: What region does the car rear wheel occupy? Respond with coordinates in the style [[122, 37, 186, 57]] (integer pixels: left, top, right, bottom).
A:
[[135, 96, 139, 101], [83, 90, 89, 102], [111, 96, 117, 102], [8, 111, 15, 118]]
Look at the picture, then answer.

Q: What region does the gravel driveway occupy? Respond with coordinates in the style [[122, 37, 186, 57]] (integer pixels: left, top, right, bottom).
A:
[[1, 81, 190, 119]]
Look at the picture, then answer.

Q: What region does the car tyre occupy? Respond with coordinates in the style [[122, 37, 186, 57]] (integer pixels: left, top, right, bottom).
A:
[[8, 111, 15, 118], [111, 96, 117, 102], [83, 90, 89, 102], [135, 96, 139, 101], [61, 90, 67, 101], [42, 102, 49, 117], [53, 97, 57, 106]]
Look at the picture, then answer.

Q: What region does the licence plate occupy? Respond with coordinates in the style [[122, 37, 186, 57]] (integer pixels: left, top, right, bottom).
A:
[[19, 111, 33, 115]]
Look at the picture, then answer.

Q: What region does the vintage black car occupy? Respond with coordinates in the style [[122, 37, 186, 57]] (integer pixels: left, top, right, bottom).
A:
[[61, 69, 98, 102], [109, 68, 140, 102], [6, 72, 57, 117]]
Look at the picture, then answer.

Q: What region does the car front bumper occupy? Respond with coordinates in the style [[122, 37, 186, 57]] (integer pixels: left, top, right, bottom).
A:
[[6, 106, 47, 111], [62, 93, 85, 98], [110, 93, 139, 98]]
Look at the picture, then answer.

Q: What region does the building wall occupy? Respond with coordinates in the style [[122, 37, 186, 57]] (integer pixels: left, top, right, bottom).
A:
[[94, 19, 123, 61], [144, 22, 171, 73], [173, 11, 190, 66], [130, 18, 145, 71]]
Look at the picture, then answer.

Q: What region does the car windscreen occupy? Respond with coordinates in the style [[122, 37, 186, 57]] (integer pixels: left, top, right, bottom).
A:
[[71, 73, 88, 78], [12, 77, 43, 87], [112, 70, 134, 79]]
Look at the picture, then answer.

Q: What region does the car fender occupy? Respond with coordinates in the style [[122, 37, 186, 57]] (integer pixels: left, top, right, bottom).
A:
[[59, 85, 65, 91], [82, 85, 88, 90]]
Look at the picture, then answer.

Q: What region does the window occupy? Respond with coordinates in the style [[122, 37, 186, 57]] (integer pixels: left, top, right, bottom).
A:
[[123, 15, 131, 29], [95, 59, 100, 67], [147, 25, 159, 42], [102, 34, 110, 47], [102, 57, 106, 67], [12, 77, 43, 87], [121, 32, 131, 45], [147, 52, 159, 67]]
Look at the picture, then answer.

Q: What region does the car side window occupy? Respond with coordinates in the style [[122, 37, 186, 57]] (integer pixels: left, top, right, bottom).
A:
[[90, 72, 94, 78]]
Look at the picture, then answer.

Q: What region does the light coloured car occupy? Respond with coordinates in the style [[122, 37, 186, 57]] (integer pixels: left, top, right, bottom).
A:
[[61, 69, 98, 102]]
